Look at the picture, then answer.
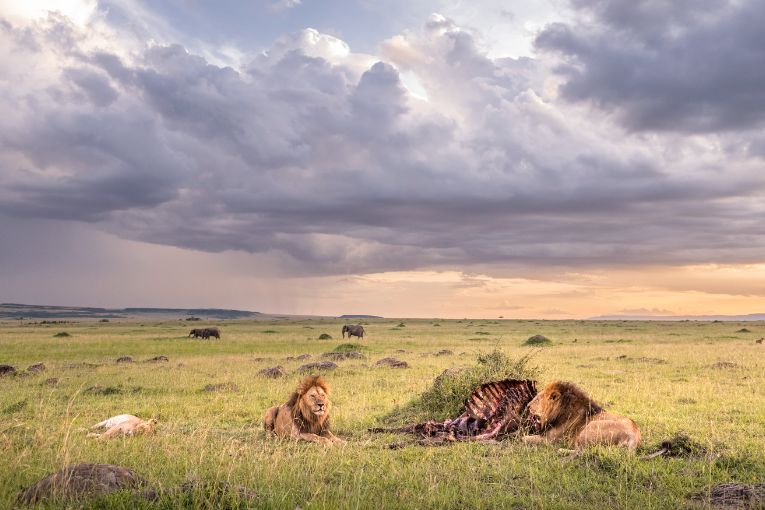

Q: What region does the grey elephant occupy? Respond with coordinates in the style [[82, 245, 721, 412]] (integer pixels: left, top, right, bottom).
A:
[[342, 325, 365, 339], [202, 327, 221, 340]]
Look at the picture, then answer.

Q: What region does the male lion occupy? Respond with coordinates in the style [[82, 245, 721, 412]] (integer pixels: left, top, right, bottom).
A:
[[263, 375, 345, 445], [522, 381, 640, 452], [87, 414, 157, 439]]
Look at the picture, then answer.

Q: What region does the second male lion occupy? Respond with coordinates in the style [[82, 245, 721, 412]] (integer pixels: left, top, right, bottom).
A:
[[522, 380, 640, 451], [263, 375, 345, 445]]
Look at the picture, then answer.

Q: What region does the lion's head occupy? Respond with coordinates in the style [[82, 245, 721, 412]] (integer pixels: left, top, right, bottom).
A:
[[136, 418, 158, 435], [287, 375, 331, 433], [527, 380, 603, 428]]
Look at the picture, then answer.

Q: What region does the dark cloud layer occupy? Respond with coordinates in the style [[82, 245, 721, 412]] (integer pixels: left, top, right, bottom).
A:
[[0, 9, 764, 276], [535, 0, 765, 132]]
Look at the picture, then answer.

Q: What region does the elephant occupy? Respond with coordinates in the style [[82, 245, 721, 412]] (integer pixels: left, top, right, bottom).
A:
[[202, 327, 221, 340], [341, 324, 365, 339]]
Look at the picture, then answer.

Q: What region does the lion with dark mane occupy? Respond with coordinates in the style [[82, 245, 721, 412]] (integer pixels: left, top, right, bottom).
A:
[[522, 380, 641, 451], [263, 375, 345, 445]]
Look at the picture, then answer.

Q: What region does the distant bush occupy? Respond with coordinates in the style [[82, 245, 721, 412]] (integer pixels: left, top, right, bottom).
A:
[[383, 349, 539, 423], [53, 332, 70, 338], [523, 334, 551, 346], [261, 330, 277, 334], [397, 323, 406, 327], [333, 343, 367, 352], [99, 319, 110, 323], [318, 333, 332, 340]]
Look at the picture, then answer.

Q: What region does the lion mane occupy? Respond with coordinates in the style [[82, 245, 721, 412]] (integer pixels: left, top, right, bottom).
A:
[[263, 375, 344, 444], [523, 380, 640, 451], [286, 375, 331, 434]]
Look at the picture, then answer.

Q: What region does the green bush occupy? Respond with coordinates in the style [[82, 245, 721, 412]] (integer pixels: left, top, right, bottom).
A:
[[53, 331, 71, 338], [383, 349, 539, 423], [318, 333, 332, 340], [523, 334, 551, 346]]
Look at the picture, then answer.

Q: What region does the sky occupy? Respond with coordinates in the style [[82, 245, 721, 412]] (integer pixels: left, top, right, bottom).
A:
[[1, 0, 764, 319]]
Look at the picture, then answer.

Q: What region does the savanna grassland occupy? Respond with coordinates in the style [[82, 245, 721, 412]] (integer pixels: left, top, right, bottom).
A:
[[1, 318, 764, 509]]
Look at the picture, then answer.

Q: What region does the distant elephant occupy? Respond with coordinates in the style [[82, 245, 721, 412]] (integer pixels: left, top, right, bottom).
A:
[[202, 327, 221, 340], [188, 328, 204, 338], [342, 325, 365, 339]]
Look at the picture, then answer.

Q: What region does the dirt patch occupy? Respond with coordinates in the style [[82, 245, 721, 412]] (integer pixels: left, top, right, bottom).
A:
[[145, 356, 169, 363], [65, 362, 100, 369], [692, 483, 765, 508], [712, 361, 738, 369], [26, 363, 46, 374], [615, 355, 668, 364], [115, 356, 133, 364], [257, 366, 285, 378], [16, 463, 155, 505], [285, 354, 311, 361], [322, 351, 364, 361], [374, 358, 409, 368], [298, 361, 338, 372], [0, 364, 17, 377], [202, 383, 239, 393]]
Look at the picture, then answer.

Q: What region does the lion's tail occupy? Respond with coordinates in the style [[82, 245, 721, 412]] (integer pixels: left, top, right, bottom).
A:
[[263, 406, 278, 434]]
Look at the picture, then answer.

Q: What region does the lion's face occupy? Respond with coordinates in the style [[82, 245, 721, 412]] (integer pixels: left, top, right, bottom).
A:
[[527, 385, 563, 426], [137, 419, 158, 434], [299, 384, 331, 419]]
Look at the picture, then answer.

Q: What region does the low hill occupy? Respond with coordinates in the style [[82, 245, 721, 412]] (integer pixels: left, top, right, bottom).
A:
[[0, 303, 260, 320], [590, 313, 765, 321]]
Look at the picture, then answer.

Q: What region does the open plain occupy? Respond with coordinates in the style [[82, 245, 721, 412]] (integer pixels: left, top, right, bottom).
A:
[[1, 318, 763, 509]]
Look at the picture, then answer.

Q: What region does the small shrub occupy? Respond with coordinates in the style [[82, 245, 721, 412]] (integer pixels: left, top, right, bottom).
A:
[[53, 331, 71, 338], [318, 333, 332, 340], [523, 334, 551, 346], [397, 323, 406, 327], [261, 330, 277, 334], [383, 349, 539, 423]]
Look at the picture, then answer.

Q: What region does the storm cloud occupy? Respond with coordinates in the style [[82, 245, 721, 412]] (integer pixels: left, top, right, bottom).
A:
[[1, 6, 764, 277], [535, 0, 765, 133]]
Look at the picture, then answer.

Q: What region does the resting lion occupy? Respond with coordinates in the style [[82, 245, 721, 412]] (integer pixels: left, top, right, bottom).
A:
[[87, 414, 157, 439], [263, 375, 345, 445], [522, 381, 641, 452]]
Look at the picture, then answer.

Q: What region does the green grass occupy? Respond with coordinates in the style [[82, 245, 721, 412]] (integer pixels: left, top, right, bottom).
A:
[[1, 318, 764, 508]]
